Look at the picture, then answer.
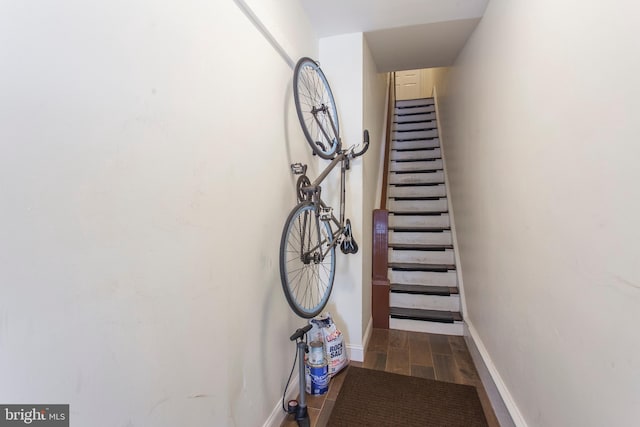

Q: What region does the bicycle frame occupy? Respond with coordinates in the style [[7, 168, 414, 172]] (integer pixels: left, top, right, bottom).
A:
[[300, 149, 351, 245]]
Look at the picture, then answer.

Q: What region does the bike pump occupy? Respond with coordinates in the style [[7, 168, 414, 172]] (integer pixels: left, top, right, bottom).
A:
[[287, 324, 312, 427]]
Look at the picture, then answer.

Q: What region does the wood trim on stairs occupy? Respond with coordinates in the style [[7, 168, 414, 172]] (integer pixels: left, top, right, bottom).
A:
[[372, 209, 389, 329], [371, 73, 396, 329], [380, 72, 396, 210]]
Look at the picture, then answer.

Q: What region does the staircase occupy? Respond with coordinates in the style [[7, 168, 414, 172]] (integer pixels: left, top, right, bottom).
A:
[[385, 97, 463, 335]]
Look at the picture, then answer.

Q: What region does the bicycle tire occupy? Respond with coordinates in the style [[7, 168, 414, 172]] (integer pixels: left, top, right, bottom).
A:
[[293, 57, 341, 160], [279, 202, 336, 318]]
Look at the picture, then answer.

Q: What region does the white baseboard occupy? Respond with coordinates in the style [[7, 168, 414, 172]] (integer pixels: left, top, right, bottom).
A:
[[262, 372, 299, 427], [346, 316, 373, 362], [465, 322, 527, 427], [346, 344, 364, 362], [363, 316, 373, 354]]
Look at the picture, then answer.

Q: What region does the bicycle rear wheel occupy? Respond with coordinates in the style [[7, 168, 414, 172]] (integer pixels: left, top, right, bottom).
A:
[[279, 202, 336, 318], [293, 57, 341, 159]]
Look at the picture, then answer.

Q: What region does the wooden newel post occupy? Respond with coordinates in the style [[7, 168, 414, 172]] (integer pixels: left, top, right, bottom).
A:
[[372, 209, 390, 329]]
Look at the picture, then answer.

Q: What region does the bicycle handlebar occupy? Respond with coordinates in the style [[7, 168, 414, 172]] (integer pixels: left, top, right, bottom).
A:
[[350, 129, 370, 158]]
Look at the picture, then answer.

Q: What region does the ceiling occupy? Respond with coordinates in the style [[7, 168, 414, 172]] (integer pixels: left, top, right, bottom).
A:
[[299, 0, 489, 72]]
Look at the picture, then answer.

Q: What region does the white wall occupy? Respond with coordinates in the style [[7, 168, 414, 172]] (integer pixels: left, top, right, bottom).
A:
[[437, 1, 640, 426], [0, 1, 318, 426], [318, 33, 387, 358], [422, 67, 449, 97]]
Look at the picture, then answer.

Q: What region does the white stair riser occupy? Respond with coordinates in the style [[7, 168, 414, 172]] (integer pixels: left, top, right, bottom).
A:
[[389, 171, 444, 185], [388, 198, 448, 212], [393, 129, 438, 140], [390, 293, 460, 311], [389, 213, 450, 228], [391, 148, 441, 161], [389, 248, 455, 265], [394, 113, 436, 123], [389, 318, 464, 336], [396, 98, 434, 108], [394, 121, 437, 132], [392, 139, 440, 150], [389, 270, 457, 286], [388, 184, 446, 198], [395, 105, 435, 115], [389, 230, 452, 245], [390, 159, 442, 172]]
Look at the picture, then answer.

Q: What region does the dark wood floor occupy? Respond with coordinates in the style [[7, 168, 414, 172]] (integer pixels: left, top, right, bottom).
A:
[[281, 328, 500, 427]]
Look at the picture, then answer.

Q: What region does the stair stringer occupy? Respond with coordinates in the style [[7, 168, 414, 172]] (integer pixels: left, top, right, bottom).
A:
[[432, 87, 469, 320]]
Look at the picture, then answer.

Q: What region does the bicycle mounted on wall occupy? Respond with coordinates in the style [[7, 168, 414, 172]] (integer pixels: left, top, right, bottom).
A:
[[280, 57, 369, 427], [279, 57, 370, 319]]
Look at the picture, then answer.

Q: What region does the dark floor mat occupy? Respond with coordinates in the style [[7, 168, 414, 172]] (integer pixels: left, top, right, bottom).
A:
[[327, 366, 488, 427]]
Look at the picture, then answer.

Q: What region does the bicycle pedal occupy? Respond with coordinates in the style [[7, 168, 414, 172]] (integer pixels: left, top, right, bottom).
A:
[[319, 207, 333, 221], [290, 163, 307, 175]]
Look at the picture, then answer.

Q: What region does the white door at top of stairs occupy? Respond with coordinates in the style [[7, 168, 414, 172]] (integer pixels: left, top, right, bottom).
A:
[[395, 69, 423, 100]]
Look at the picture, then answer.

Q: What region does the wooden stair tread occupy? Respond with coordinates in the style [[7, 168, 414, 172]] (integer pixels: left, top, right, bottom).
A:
[[395, 127, 437, 132], [389, 307, 463, 323], [393, 145, 440, 151], [392, 158, 442, 162], [389, 243, 454, 251], [389, 262, 456, 272], [394, 103, 435, 116], [390, 183, 445, 187], [389, 211, 449, 216], [390, 284, 459, 296], [396, 97, 434, 104], [392, 147, 439, 152], [393, 139, 438, 142], [394, 107, 436, 115], [389, 226, 451, 232], [391, 169, 443, 174], [390, 196, 445, 201]]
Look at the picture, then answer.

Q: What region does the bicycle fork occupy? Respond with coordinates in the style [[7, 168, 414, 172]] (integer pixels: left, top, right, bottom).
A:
[[311, 104, 340, 154]]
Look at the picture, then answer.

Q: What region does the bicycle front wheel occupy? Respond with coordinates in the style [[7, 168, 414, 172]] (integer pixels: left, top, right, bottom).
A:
[[279, 202, 336, 318], [293, 57, 341, 159]]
